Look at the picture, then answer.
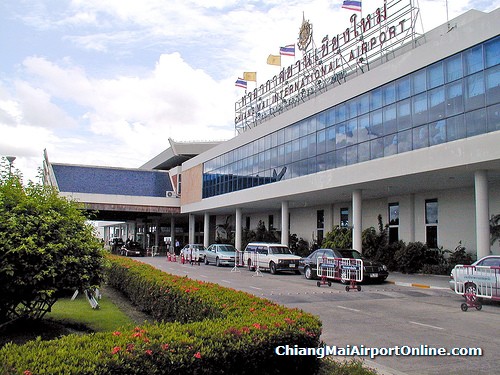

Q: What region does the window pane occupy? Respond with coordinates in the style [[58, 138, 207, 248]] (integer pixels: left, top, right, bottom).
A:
[[383, 82, 396, 105], [465, 72, 485, 111], [383, 103, 397, 134], [384, 134, 398, 156], [445, 81, 464, 117], [428, 61, 444, 89], [445, 54, 463, 82], [465, 108, 487, 137], [370, 88, 383, 110], [308, 134, 316, 157], [487, 103, 500, 132], [389, 203, 399, 225], [335, 105, 346, 123], [485, 65, 500, 106], [370, 138, 384, 159], [317, 129, 326, 154], [336, 148, 347, 167], [464, 45, 484, 75], [397, 99, 412, 131], [428, 86, 445, 122], [398, 129, 412, 153], [300, 136, 308, 160], [358, 141, 370, 162], [425, 199, 438, 224], [336, 123, 346, 148], [346, 145, 357, 165], [412, 69, 427, 94], [359, 93, 370, 114], [358, 114, 370, 142], [426, 226, 438, 248], [485, 36, 500, 68], [326, 126, 336, 152], [347, 99, 358, 119], [318, 110, 331, 130], [412, 92, 428, 126], [429, 120, 446, 146], [446, 115, 466, 141], [370, 109, 383, 138], [396, 76, 411, 100], [413, 124, 429, 149], [345, 119, 357, 145]]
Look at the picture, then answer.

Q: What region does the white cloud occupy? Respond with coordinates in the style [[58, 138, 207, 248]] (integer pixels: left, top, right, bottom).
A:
[[1, 0, 498, 182]]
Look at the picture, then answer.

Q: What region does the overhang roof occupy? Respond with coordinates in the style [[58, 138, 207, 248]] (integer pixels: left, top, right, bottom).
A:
[[140, 138, 222, 170]]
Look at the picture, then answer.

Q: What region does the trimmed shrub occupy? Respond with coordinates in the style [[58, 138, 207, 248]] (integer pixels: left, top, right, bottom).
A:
[[394, 242, 428, 274], [321, 226, 352, 249], [1, 255, 322, 374]]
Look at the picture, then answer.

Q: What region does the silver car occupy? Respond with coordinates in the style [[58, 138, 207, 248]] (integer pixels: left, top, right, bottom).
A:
[[204, 244, 236, 267], [449, 255, 500, 297]]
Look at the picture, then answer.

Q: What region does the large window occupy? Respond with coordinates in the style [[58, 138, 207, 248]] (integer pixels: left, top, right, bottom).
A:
[[425, 199, 438, 248], [203, 36, 500, 198], [340, 208, 349, 228], [388, 203, 399, 244], [317, 210, 324, 245]]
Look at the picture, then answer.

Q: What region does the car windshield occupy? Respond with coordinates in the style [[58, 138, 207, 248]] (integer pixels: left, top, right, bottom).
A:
[[192, 245, 205, 250], [270, 246, 291, 255], [338, 249, 363, 259], [218, 245, 235, 252]]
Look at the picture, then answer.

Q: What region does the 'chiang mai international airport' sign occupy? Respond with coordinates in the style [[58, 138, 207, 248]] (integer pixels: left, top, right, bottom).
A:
[[235, 0, 418, 132]]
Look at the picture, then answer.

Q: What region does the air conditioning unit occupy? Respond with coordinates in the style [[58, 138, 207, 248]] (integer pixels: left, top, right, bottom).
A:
[[166, 191, 175, 198]]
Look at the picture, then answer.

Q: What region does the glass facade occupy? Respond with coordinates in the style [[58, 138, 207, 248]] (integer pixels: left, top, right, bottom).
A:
[[203, 36, 500, 198]]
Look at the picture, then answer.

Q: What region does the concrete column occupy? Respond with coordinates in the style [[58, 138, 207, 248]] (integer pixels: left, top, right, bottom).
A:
[[409, 194, 415, 243], [281, 201, 289, 246], [170, 216, 176, 253], [475, 170, 490, 259], [235, 208, 242, 251], [189, 214, 195, 244], [204, 212, 210, 248], [352, 189, 362, 253]]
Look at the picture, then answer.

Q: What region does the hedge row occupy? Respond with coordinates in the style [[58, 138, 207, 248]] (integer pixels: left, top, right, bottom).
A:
[[1, 255, 322, 374]]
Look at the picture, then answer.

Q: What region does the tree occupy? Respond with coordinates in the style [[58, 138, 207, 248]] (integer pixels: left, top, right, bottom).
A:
[[0, 159, 105, 324]]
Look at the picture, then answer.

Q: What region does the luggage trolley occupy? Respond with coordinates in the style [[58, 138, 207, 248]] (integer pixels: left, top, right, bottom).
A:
[[453, 265, 500, 311], [316, 256, 363, 291]]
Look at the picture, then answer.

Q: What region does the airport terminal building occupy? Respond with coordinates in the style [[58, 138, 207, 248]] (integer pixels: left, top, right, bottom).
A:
[[46, 3, 500, 259]]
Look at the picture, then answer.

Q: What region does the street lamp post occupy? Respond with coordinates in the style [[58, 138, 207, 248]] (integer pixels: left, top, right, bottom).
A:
[[6, 156, 16, 176]]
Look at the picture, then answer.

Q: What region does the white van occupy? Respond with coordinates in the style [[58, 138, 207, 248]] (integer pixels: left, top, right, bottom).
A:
[[243, 242, 301, 274]]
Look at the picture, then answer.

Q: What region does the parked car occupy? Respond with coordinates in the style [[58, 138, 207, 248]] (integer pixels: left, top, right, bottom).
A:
[[181, 244, 206, 263], [298, 248, 389, 283], [120, 241, 146, 257], [244, 242, 301, 274], [449, 255, 500, 297], [204, 244, 236, 266]]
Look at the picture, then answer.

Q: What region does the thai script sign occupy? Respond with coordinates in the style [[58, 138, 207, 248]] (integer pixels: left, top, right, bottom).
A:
[[235, 0, 418, 131]]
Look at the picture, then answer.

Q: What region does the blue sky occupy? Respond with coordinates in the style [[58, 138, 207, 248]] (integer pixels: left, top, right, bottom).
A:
[[1, 0, 499, 182]]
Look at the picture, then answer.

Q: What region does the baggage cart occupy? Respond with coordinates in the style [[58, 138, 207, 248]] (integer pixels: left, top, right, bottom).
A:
[[453, 265, 500, 311], [317, 256, 363, 291]]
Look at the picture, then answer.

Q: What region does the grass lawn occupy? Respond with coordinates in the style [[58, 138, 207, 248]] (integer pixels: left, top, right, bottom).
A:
[[45, 291, 135, 332]]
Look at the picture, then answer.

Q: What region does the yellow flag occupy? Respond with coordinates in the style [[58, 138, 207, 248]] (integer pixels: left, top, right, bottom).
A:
[[243, 72, 257, 82], [267, 54, 281, 66]]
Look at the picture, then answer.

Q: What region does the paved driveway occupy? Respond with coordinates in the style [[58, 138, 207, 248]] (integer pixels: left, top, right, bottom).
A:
[[137, 256, 499, 375]]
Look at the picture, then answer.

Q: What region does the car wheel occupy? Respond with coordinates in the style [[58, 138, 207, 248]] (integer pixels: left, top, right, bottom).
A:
[[270, 262, 277, 275], [204, 256, 209, 265], [304, 266, 313, 280], [216, 257, 221, 267]]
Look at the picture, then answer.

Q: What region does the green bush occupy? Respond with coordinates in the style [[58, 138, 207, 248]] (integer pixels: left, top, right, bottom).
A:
[[394, 242, 428, 274], [1, 255, 322, 374], [0, 161, 105, 323], [321, 226, 352, 249]]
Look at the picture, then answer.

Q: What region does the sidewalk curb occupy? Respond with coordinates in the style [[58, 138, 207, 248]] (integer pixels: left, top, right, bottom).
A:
[[386, 280, 449, 290]]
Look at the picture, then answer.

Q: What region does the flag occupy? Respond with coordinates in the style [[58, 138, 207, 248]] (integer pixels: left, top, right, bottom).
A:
[[267, 54, 281, 66], [235, 78, 247, 89], [243, 72, 257, 82], [341, 1, 362, 12], [280, 44, 295, 56]]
